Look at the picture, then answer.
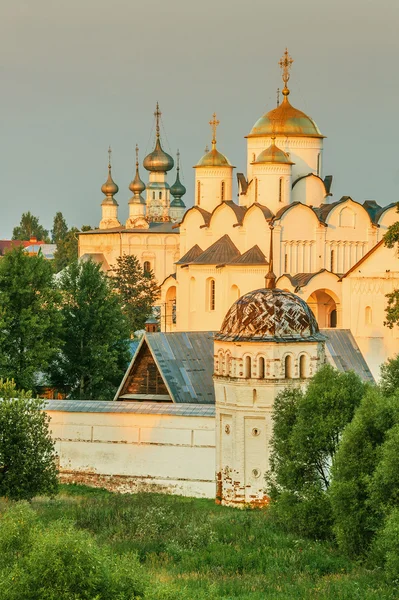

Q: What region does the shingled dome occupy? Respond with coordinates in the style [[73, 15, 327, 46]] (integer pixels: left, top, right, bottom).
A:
[[216, 288, 324, 342]]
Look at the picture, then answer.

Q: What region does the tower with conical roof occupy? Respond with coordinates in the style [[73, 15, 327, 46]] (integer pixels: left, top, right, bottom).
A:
[[245, 49, 325, 207], [143, 103, 174, 222], [126, 145, 148, 228], [193, 113, 235, 213], [169, 150, 186, 223], [99, 147, 121, 230]]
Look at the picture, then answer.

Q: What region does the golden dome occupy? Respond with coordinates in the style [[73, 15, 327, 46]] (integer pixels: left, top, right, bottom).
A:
[[101, 148, 119, 199], [253, 138, 294, 165], [249, 91, 323, 138], [195, 147, 232, 168]]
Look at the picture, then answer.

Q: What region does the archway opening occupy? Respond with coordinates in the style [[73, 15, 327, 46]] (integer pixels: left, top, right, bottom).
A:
[[307, 289, 339, 329], [245, 356, 252, 378], [284, 355, 292, 379], [165, 286, 176, 329]]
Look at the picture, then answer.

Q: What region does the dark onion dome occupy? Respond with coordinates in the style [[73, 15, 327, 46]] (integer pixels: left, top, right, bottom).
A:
[[253, 138, 294, 165], [170, 150, 186, 200], [216, 288, 324, 342], [143, 138, 174, 173], [248, 89, 323, 138], [195, 147, 233, 167]]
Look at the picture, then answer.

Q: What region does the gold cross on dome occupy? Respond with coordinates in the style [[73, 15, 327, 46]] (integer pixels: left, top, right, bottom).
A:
[[135, 144, 139, 167], [108, 145, 112, 169], [209, 112, 220, 148], [279, 48, 294, 86], [154, 102, 162, 138]]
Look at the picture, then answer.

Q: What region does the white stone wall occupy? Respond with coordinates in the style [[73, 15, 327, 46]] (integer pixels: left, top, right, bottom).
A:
[[194, 166, 234, 213], [47, 408, 216, 498]]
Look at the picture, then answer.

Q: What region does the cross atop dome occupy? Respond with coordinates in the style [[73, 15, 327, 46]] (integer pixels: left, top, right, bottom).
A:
[[154, 102, 161, 139], [279, 48, 294, 96], [209, 113, 220, 149]]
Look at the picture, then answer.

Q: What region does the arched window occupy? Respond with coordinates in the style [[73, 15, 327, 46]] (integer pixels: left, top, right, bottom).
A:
[[253, 389, 257, 404], [209, 279, 216, 311], [330, 309, 337, 328], [245, 356, 252, 378], [197, 181, 201, 205], [159, 192, 162, 200], [252, 153, 256, 162], [221, 181, 225, 201], [258, 357, 265, 378], [365, 306, 372, 325], [284, 355, 292, 378], [231, 284, 240, 302], [152, 191, 155, 200], [284, 254, 288, 273], [317, 153, 321, 176], [189, 277, 196, 311], [330, 249, 335, 272], [143, 261, 151, 273], [279, 177, 283, 203], [254, 178, 258, 201], [339, 207, 355, 228], [299, 355, 306, 379]]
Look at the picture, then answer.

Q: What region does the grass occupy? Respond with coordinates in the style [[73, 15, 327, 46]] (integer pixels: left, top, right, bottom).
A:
[[8, 484, 398, 599]]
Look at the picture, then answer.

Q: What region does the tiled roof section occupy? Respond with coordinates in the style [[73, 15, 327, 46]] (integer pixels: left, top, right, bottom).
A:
[[0, 240, 31, 256], [79, 222, 179, 235], [321, 329, 375, 383], [44, 399, 216, 417], [191, 234, 241, 265], [374, 202, 398, 223], [230, 245, 268, 265], [221, 201, 247, 224], [362, 200, 381, 223], [279, 269, 341, 291], [252, 203, 274, 220], [176, 244, 203, 264]]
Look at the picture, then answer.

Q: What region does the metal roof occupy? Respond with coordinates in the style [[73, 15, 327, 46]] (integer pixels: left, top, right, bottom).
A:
[[44, 399, 215, 417], [230, 245, 268, 265], [176, 244, 203, 264], [190, 235, 240, 265], [115, 331, 215, 404], [321, 329, 375, 383]]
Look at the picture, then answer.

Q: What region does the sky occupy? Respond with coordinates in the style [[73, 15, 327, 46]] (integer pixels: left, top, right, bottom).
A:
[[0, 0, 398, 238]]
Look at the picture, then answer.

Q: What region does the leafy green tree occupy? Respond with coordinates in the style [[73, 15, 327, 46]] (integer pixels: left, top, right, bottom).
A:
[[53, 225, 93, 273], [0, 379, 58, 501], [383, 204, 399, 328], [329, 387, 397, 557], [266, 365, 366, 539], [109, 254, 159, 335], [12, 211, 50, 243], [52, 260, 130, 399], [0, 247, 63, 390], [379, 354, 399, 397], [51, 211, 68, 244]]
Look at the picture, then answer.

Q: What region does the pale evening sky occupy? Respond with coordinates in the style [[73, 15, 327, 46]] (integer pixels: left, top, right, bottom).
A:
[[0, 0, 398, 237]]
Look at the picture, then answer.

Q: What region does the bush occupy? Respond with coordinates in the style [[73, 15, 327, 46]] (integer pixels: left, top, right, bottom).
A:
[[0, 379, 58, 501], [0, 502, 146, 600], [372, 508, 399, 581]]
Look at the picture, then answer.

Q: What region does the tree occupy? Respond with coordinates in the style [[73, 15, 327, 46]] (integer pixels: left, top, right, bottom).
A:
[[12, 211, 50, 242], [329, 387, 397, 557], [383, 203, 399, 328], [51, 212, 68, 244], [266, 365, 366, 539], [0, 379, 58, 501], [0, 247, 63, 390], [53, 225, 93, 273], [379, 354, 399, 397], [109, 254, 159, 335], [52, 259, 130, 399]]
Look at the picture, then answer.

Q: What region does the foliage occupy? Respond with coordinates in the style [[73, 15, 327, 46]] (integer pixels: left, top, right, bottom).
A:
[[51, 259, 130, 399], [0, 502, 145, 600], [379, 354, 399, 397], [12, 211, 50, 243], [372, 508, 399, 581], [52, 226, 79, 272], [109, 254, 159, 335], [0, 379, 58, 501], [266, 365, 366, 539], [11, 486, 398, 599], [51, 211, 68, 244], [329, 387, 397, 558], [383, 203, 399, 328], [0, 247, 63, 390]]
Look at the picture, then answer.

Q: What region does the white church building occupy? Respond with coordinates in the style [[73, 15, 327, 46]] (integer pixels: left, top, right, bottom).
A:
[[54, 50, 399, 503]]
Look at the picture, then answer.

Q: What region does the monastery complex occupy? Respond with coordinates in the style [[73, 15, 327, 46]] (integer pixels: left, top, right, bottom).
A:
[[54, 50, 399, 505]]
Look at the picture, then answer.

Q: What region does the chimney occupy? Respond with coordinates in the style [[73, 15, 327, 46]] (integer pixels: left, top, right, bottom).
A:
[[145, 316, 158, 333]]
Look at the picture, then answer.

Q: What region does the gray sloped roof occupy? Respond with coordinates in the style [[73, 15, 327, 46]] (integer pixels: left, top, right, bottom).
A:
[[230, 245, 268, 265], [321, 328, 374, 383], [176, 244, 203, 264], [44, 400, 215, 417], [191, 234, 240, 265]]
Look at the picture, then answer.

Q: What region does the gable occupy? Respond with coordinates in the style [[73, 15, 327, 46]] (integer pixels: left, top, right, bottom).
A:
[[118, 340, 171, 401]]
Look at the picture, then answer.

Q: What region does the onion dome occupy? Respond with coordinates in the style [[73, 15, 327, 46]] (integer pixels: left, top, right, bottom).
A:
[[194, 113, 234, 168], [143, 103, 174, 173], [129, 144, 146, 200], [170, 150, 186, 203], [254, 137, 294, 165], [216, 288, 324, 342], [248, 49, 323, 139], [101, 147, 119, 201]]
